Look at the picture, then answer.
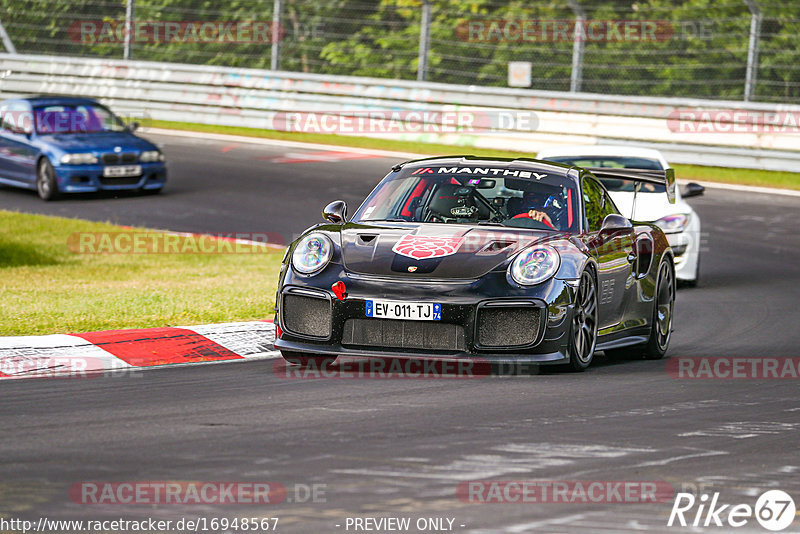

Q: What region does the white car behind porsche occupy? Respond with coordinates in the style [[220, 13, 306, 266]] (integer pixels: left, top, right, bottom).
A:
[[537, 145, 703, 286]]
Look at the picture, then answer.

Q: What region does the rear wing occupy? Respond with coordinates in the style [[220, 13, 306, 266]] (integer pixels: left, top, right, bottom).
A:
[[586, 167, 676, 204]]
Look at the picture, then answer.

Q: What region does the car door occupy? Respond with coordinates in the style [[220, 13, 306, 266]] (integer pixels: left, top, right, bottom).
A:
[[581, 176, 635, 329], [0, 100, 38, 185], [0, 101, 21, 182]]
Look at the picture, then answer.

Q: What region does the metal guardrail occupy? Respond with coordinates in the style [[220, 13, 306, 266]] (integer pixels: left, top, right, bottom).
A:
[[2, 53, 799, 171]]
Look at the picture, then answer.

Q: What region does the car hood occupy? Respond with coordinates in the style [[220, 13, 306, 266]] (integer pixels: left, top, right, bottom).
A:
[[339, 223, 554, 279], [38, 132, 155, 153], [609, 191, 692, 221]]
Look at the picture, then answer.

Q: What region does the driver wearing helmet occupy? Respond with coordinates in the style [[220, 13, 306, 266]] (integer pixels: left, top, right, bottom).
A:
[[510, 190, 562, 229]]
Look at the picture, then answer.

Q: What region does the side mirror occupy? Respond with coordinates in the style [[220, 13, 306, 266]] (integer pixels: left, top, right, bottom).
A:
[[682, 182, 705, 198], [127, 121, 140, 132], [322, 200, 347, 224], [600, 213, 633, 233]]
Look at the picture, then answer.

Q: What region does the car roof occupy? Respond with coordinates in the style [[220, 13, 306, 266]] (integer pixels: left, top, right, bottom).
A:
[[536, 144, 666, 160], [398, 155, 576, 176], [10, 95, 102, 107]]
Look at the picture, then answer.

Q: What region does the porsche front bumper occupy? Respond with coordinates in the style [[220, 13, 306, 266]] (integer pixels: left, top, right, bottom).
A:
[[273, 269, 576, 365]]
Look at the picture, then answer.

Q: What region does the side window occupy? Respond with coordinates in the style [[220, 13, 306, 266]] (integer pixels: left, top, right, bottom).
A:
[[0, 104, 9, 132], [1, 103, 21, 132], [600, 188, 621, 218], [582, 177, 617, 232]]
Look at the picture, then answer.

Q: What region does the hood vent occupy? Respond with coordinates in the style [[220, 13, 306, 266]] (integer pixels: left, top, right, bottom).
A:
[[477, 240, 517, 255], [357, 234, 378, 246]]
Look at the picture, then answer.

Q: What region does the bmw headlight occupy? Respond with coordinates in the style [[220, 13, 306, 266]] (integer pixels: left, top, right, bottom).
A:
[[140, 150, 165, 163], [509, 245, 560, 286], [60, 153, 98, 165], [292, 233, 333, 275], [654, 214, 690, 234]]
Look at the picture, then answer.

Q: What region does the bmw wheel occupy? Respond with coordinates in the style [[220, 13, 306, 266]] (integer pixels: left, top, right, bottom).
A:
[[36, 159, 60, 201], [568, 268, 598, 371]]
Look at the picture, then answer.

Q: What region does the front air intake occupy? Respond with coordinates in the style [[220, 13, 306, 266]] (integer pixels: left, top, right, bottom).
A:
[[476, 305, 541, 348], [342, 319, 465, 351], [282, 292, 332, 338]]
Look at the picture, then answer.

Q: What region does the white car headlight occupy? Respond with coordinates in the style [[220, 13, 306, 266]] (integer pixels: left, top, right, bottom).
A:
[[509, 245, 560, 286], [60, 153, 98, 165], [654, 214, 690, 234], [292, 233, 333, 275], [140, 150, 165, 163]]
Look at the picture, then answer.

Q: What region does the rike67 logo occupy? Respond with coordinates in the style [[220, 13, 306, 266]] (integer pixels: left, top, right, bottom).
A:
[[668, 490, 796, 531]]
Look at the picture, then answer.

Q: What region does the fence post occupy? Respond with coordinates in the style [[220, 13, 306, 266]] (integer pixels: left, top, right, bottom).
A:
[[567, 0, 585, 93], [271, 0, 283, 71], [0, 18, 16, 54], [417, 0, 432, 81], [743, 0, 761, 101], [124, 0, 135, 60]]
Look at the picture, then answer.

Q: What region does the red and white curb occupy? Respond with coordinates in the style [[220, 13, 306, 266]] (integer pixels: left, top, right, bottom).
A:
[[0, 321, 279, 380]]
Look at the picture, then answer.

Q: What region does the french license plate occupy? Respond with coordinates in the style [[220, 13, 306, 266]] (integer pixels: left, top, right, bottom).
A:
[[366, 299, 441, 321], [103, 165, 141, 177]]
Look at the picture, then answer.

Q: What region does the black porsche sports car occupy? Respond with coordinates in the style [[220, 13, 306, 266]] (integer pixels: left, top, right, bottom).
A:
[[273, 156, 676, 371]]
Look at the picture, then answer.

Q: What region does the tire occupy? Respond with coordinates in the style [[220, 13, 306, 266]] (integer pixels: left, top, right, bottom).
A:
[[281, 351, 337, 369], [567, 268, 598, 372], [607, 259, 675, 360], [36, 159, 60, 201]]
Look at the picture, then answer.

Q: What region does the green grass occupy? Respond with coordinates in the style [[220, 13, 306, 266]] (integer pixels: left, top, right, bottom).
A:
[[0, 210, 283, 336], [147, 119, 800, 191]]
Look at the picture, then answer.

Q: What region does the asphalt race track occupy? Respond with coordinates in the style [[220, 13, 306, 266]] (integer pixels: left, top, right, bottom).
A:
[[1, 133, 799, 533]]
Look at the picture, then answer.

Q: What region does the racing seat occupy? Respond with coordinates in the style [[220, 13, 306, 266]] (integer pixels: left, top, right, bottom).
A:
[[427, 184, 487, 220]]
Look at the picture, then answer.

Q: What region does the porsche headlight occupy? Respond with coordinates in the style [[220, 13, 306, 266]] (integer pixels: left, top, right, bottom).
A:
[[509, 245, 560, 286], [654, 214, 690, 234], [292, 233, 333, 275], [140, 150, 165, 162], [60, 153, 98, 165]]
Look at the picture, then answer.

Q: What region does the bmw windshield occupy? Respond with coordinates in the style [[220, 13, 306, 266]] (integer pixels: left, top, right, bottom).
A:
[[352, 164, 580, 232], [34, 103, 127, 135], [544, 156, 666, 193]]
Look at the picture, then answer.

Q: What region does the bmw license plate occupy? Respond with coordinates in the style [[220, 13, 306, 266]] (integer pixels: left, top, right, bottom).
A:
[[103, 165, 141, 177], [366, 300, 441, 321]]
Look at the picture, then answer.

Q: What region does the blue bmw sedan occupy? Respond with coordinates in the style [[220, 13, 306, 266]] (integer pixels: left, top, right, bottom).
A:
[[0, 96, 167, 200]]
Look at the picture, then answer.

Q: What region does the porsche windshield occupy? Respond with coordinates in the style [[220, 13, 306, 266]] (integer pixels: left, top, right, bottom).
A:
[[353, 165, 579, 232]]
